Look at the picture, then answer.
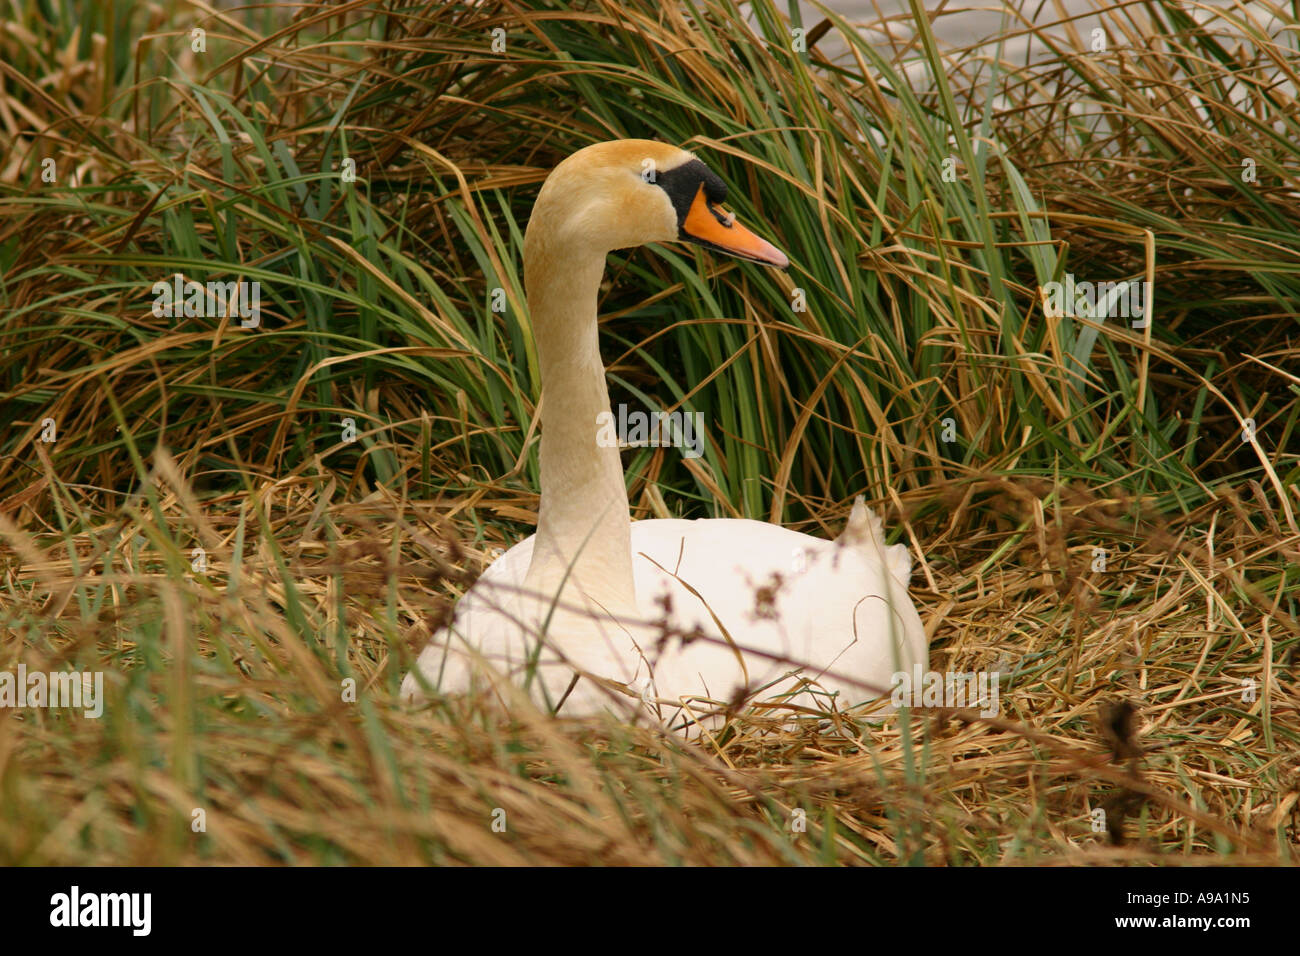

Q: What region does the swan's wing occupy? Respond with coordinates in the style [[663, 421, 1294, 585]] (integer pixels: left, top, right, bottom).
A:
[[626, 514, 928, 719]]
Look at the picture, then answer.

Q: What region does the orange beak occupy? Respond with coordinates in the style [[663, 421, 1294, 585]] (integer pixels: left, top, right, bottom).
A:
[[680, 185, 789, 269]]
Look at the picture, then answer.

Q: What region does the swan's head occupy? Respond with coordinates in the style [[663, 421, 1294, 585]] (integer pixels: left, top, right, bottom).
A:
[[527, 139, 789, 269]]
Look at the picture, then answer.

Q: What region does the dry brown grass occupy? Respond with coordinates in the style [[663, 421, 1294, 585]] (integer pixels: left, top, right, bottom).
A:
[[2, 446, 1295, 864]]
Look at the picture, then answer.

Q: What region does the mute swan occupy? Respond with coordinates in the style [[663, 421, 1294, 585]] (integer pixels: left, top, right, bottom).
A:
[[402, 140, 927, 733]]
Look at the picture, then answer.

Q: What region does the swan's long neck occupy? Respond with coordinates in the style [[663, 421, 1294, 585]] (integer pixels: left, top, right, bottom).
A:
[[522, 224, 636, 611]]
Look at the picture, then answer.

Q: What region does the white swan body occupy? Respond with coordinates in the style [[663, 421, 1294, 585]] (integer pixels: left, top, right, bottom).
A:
[[401, 140, 928, 731], [405, 504, 925, 730]]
